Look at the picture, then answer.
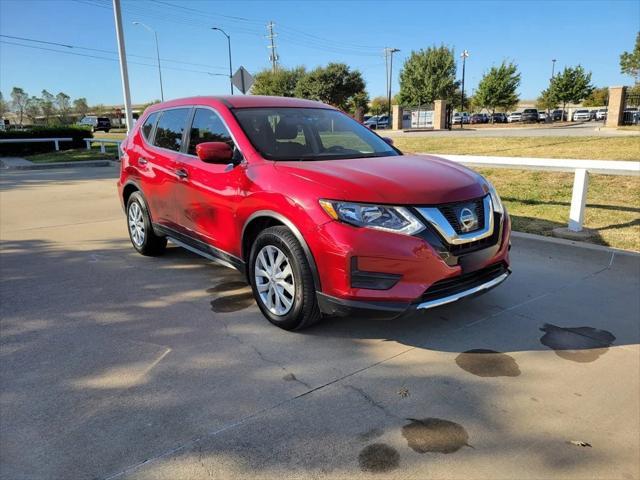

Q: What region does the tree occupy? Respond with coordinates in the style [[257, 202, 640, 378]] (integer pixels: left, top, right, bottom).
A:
[[536, 88, 558, 112], [368, 96, 388, 115], [619, 31, 640, 84], [0, 91, 8, 118], [472, 61, 521, 119], [24, 96, 42, 123], [347, 91, 369, 117], [251, 66, 306, 97], [548, 65, 593, 114], [582, 87, 609, 107], [73, 97, 89, 118], [40, 90, 57, 124], [10, 87, 29, 125], [56, 92, 72, 124], [450, 88, 470, 111], [294, 63, 366, 111], [398, 45, 458, 106]]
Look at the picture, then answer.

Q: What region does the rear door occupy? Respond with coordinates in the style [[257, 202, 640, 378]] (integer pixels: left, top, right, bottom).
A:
[[134, 107, 191, 230]]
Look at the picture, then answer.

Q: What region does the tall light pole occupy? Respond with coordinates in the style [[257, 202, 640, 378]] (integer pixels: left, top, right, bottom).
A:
[[551, 58, 556, 79], [112, 0, 133, 131], [212, 27, 233, 95], [384, 47, 400, 124], [460, 49, 469, 129], [133, 22, 164, 101]]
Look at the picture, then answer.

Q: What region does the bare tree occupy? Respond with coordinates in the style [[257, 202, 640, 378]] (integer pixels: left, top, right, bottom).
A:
[[10, 87, 29, 125]]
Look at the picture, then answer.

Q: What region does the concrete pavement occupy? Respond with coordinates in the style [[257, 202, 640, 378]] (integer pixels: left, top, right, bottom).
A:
[[1, 167, 639, 480]]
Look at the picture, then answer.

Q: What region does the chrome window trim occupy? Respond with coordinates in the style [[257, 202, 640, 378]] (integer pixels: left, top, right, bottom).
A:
[[416, 271, 509, 310], [416, 195, 494, 245]]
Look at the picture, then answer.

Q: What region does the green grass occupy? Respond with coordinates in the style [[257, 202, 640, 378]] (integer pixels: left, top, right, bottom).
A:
[[391, 136, 640, 251], [26, 145, 118, 163]]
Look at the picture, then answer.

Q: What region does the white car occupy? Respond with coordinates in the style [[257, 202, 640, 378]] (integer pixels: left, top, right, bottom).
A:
[[596, 108, 608, 121], [572, 109, 591, 122], [452, 112, 470, 124], [507, 112, 522, 123], [538, 111, 547, 122]]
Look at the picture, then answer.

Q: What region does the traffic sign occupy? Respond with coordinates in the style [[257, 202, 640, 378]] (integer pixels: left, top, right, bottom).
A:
[[232, 67, 254, 94]]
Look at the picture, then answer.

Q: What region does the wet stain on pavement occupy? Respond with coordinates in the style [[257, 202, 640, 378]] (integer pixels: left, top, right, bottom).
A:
[[282, 373, 297, 382], [539, 323, 615, 363], [210, 292, 255, 313], [358, 443, 400, 473], [207, 281, 248, 293], [402, 418, 470, 454], [358, 427, 384, 442], [455, 349, 521, 377]]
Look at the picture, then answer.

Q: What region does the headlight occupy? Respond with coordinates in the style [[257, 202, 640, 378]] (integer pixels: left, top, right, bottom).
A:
[[485, 180, 504, 214], [319, 200, 424, 235]]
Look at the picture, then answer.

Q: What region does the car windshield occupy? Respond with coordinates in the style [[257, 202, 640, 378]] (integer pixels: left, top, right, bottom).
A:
[[233, 107, 399, 161], [523, 109, 537, 113]]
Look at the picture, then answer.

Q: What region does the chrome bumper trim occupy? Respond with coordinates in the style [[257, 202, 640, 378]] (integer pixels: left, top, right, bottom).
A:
[[416, 195, 494, 245], [416, 271, 510, 310]]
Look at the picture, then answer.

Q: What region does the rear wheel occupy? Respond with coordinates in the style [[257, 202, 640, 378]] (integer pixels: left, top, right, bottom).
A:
[[126, 191, 167, 256], [249, 226, 321, 330]]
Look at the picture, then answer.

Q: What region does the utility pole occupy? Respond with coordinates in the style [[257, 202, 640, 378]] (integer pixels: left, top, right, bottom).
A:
[[112, 0, 133, 132], [460, 49, 469, 129], [267, 21, 278, 73], [384, 47, 400, 123]]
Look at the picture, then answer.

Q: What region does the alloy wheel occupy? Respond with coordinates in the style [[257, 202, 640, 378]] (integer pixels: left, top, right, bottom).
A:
[[128, 202, 145, 246], [254, 245, 295, 316]]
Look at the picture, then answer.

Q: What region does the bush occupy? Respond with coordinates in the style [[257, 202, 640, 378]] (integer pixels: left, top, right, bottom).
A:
[[0, 126, 93, 156]]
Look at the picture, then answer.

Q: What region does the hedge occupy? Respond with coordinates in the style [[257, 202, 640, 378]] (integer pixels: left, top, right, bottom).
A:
[[0, 127, 93, 156]]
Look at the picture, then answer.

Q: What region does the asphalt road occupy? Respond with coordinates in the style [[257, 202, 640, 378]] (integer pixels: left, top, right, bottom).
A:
[[388, 121, 640, 137], [1, 167, 639, 480]]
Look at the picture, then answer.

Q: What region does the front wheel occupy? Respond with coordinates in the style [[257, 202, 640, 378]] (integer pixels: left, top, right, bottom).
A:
[[126, 192, 167, 256], [249, 226, 321, 330]]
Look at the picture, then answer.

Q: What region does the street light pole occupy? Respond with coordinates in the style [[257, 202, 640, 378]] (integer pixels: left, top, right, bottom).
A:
[[112, 0, 133, 132], [212, 27, 233, 95], [551, 58, 556, 79], [460, 49, 469, 129], [133, 22, 164, 101], [384, 47, 400, 124]]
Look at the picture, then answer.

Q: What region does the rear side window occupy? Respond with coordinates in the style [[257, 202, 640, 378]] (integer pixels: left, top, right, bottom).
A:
[[141, 112, 158, 141], [153, 108, 190, 151], [187, 108, 234, 155]]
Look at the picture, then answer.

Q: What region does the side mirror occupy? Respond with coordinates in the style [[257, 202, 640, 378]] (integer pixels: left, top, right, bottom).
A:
[[196, 142, 233, 164], [382, 137, 394, 146]]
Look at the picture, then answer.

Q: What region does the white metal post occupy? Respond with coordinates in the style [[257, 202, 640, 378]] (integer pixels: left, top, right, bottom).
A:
[[54, 140, 60, 151], [113, 0, 134, 133], [100, 143, 106, 153], [568, 168, 589, 232]]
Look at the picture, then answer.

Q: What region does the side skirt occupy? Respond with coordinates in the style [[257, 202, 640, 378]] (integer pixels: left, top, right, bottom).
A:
[[153, 223, 246, 274]]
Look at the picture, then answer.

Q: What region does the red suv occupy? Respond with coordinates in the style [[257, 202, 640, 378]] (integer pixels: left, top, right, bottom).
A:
[[118, 96, 511, 330]]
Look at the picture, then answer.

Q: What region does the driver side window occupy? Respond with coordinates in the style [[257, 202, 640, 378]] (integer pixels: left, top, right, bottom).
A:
[[187, 108, 234, 156]]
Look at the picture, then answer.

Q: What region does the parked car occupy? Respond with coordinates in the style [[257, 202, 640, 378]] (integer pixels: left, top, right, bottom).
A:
[[452, 112, 470, 124], [362, 115, 372, 123], [118, 96, 511, 330], [624, 108, 640, 125], [538, 111, 548, 122], [78, 115, 111, 132], [589, 109, 598, 120], [596, 108, 608, 121], [572, 109, 591, 121], [507, 112, 522, 123], [520, 109, 539, 123], [490, 113, 508, 123], [364, 115, 389, 129], [470, 114, 484, 124], [551, 109, 567, 121]]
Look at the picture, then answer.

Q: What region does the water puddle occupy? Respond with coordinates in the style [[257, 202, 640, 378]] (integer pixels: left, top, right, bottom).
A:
[[358, 443, 400, 473], [207, 281, 248, 293], [402, 418, 470, 454], [210, 292, 255, 313], [539, 323, 615, 363], [455, 349, 521, 377]]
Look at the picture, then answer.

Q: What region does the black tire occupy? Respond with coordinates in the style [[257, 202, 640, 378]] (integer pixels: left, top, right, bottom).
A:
[[126, 191, 167, 256], [248, 226, 321, 330]]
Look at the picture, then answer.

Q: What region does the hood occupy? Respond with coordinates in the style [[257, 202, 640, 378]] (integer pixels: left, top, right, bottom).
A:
[[274, 154, 487, 205]]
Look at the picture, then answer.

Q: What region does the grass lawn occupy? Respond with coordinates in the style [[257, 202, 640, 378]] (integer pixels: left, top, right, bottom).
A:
[[26, 145, 118, 163], [393, 136, 640, 251]]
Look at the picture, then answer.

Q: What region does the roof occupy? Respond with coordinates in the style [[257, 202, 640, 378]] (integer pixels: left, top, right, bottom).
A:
[[152, 95, 335, 110]]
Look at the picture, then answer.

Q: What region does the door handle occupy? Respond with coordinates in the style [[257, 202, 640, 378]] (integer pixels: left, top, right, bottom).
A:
[[138, 157, 148, 165], [175, 168, 188, 179]]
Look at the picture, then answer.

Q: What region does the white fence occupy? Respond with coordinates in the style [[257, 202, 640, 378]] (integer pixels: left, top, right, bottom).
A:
[[427, 154, 640, 232], [84, 138, 123, 160]]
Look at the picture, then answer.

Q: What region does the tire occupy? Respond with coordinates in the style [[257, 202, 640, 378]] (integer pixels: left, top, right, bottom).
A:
[[249, 226, 321, 330], [126, 191, 167, 256]]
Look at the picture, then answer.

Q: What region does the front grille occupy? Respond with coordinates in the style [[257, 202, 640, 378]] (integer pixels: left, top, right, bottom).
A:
[[420, 262, 508, 302], [438, 196, 485, 234]]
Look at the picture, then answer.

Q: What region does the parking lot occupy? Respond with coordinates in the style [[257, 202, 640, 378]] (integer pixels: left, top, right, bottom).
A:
[[1, 166, 639, 480]]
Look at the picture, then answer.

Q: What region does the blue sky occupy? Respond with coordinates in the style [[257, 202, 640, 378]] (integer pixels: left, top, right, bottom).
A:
[[1, 0, 638, 106]]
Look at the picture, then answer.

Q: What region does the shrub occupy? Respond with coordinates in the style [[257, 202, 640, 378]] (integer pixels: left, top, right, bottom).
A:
[[0, 126, 93, 156]]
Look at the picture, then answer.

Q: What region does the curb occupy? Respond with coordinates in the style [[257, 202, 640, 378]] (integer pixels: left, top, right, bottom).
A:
[[511, 231, 640, 257], [1, 160, 119, 170]]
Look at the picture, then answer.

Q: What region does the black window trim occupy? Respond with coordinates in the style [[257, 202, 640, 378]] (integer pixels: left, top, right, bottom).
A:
[[142, 105, 194, 155], [141, 111, 160, 145], [182, 104, 244, 160]]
